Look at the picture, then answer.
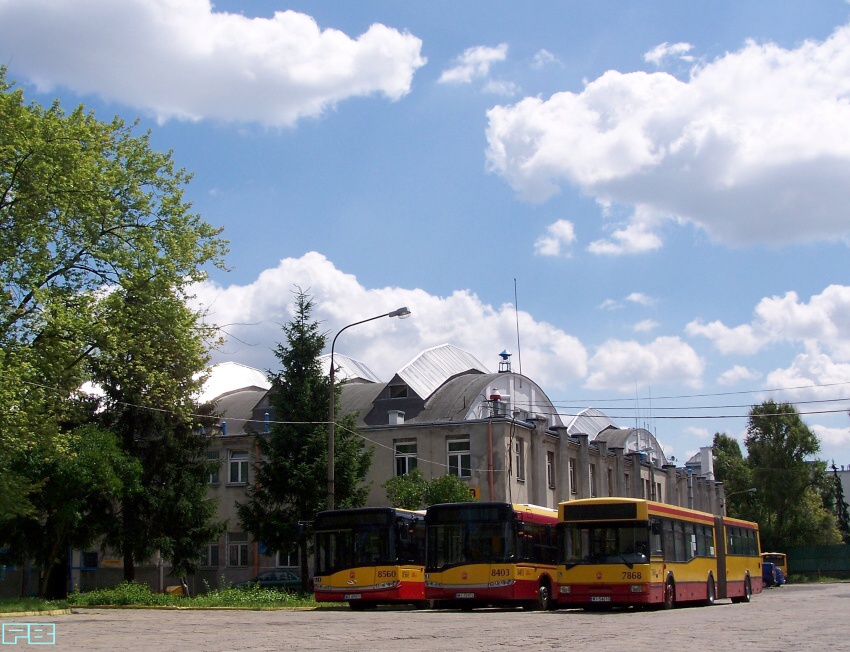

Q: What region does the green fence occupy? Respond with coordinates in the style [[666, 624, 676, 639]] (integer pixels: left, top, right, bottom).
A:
[[787, 545, 850, 579]]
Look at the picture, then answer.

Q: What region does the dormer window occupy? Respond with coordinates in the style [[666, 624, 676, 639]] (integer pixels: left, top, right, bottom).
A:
[[389, 385, 408, 399]]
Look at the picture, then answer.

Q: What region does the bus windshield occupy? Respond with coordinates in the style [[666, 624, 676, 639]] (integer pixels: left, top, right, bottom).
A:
[[315, 525, 394, 575], [427, 519, 514, 569], [560, 521, 650, 567]]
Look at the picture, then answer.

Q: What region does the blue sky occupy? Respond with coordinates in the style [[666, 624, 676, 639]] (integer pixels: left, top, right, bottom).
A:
[[4, 0, 850, 465]]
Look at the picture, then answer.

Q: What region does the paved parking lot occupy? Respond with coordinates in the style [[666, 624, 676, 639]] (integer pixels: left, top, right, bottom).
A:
[[2, 583, 849, 651]]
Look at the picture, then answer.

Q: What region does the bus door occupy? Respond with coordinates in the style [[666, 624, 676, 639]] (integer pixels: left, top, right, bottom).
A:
[[714, 516, 728, 598]]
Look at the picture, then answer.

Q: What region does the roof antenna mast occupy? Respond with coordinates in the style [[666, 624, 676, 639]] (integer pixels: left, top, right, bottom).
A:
[[514, 278, 523, 376]]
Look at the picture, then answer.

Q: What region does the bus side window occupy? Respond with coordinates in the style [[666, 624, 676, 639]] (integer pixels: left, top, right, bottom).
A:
[[650, 520, 663, 557]]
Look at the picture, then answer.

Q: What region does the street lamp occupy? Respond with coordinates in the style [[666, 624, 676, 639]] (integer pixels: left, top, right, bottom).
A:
[[327, 307, 411, 510]]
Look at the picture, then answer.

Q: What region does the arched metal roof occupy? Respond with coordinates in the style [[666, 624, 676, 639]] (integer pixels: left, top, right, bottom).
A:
[[394, 343, 489, 400]]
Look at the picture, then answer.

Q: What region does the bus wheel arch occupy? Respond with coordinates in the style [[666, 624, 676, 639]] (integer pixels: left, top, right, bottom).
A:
[[731, 574, 753, 604], [536, 576, 555, 611]]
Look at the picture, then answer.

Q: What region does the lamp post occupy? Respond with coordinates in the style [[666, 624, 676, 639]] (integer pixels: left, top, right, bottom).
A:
[[327, 307, 411, 510]]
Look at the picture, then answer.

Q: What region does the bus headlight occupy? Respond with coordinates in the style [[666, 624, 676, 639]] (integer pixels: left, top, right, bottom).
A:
[[375, 581, 400, 590]]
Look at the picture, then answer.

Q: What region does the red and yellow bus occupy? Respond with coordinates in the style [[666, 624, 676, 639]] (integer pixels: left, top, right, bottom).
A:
[[556, 498, 763, 609], [313, 507, 426, 610], [425, 502, 558, 610]]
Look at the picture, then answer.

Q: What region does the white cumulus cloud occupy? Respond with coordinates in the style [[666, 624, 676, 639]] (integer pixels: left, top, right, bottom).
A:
[[190, 252, 588, 390], [485, 24, 850, 251], [0, 0, 426, 126], [644, 42, 694, 65], [585, 336, 704, 392], [534, 219, 576, 256], [439, 43, 508, 84], [688, 285, 850, 358]]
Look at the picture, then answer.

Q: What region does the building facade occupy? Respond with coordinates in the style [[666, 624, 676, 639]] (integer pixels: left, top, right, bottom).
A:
[[197, 344, 729, 587]]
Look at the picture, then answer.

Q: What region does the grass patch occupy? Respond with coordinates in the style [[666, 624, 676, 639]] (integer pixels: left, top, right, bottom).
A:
[[0, 597, 69, 613], [64, 581, 334, 609]]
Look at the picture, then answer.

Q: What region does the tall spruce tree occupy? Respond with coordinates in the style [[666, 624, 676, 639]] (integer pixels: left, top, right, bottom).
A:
[[237, 290, 372, 588], [831, 462, 850, 544]]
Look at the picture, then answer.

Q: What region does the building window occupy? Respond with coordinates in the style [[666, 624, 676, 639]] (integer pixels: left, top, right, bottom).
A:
[[81, 551, 98, 569], [569, 459, 577, 494], [589, 463, 597, 497], [206, 450, 221, 485], [607, 468, 614, 497], [389, 385, 408, 399], [228, 450, 249, 484], [203, 544, 220, 568], [515, 438, 525, 481], [644, 479, 651, 500], [624, 472, 630, 496], [228, 533, 249, 567], [546, 452, 555, 489], [394, 440, 418, 476], [276, 550, 298, 568], [447, 438, 471, 478], [656, 482, 663, 503]]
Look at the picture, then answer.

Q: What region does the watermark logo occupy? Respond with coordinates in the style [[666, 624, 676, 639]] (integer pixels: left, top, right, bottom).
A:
[[1, 623, 56, 646]]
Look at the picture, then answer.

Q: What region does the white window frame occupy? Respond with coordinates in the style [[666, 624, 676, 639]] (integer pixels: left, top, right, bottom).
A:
[[589, 463, 597, 497], [394, 440, 418, 477], [276, 550, 298, 568], [206, 450, 221, 485], [569, 459, 577, 494], [515, 438, 525, 481], [203, 543, 220, 568], [546, 451, 555, 489], [228, 533, 249, 567], [228, 449, 249, 485], [447, 438, 471, 478]]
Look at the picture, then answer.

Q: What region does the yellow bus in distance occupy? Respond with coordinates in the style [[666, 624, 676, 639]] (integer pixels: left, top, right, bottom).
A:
[[557, 498, 763, 609], [761, 551, 788, 576]]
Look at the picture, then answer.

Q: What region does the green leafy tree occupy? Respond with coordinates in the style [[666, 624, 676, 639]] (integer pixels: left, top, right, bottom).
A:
[[237, 290, 373, 589], [93, 277, 224, 582], [0, 67, 226, 523], [712, 433, 757, 520], [425, 474, 477, 505], [383, 469, 476, 509], [383, 470, 428, 509], [6, 424, 140, 598], [745, 401, 839, 549]]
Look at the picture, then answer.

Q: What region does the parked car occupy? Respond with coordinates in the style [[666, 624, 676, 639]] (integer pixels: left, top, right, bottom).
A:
[[236, 569, 302, 591]]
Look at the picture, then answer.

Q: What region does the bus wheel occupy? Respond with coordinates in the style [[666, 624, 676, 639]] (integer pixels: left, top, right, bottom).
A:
[[663, 580, 676, 610], [705, 575, 716, 606], [535, 582, 554, 611], [731, 576, 752, 604]]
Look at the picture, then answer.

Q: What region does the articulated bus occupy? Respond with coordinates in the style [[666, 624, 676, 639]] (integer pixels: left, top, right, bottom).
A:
[[556, 498, 763, 609], [313, 507, 426, 610], [424, 502, 558, 610]]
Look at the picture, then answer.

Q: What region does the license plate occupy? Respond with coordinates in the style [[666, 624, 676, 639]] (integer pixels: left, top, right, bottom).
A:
[[455, 592, 475, 599], [590, 596, 611, 602], [344, 594, 362, 600]]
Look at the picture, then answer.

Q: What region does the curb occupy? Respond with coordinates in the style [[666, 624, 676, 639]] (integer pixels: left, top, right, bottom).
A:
[[0, 609, 72, 618]]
